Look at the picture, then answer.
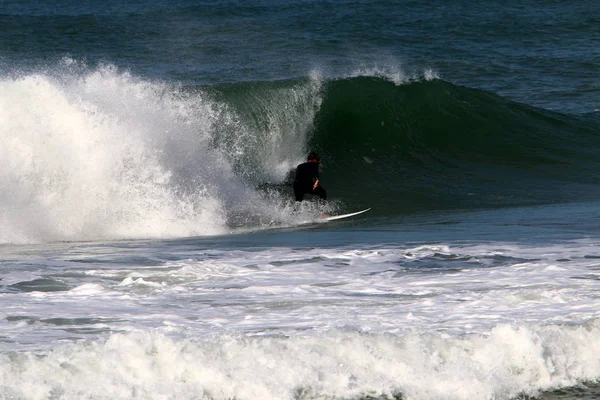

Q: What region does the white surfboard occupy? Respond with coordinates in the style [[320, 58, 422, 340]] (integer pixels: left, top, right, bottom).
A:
[[319, 208, 371, 222]]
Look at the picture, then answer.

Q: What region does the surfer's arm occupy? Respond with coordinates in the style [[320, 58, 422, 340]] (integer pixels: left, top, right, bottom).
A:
[[313, 179, 320, 190]]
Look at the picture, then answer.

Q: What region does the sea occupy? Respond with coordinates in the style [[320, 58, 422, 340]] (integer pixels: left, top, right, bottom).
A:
[[1, 1, 600, 399]]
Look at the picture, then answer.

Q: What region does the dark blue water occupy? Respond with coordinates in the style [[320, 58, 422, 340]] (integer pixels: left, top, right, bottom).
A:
[[2, 0, 599, 113]]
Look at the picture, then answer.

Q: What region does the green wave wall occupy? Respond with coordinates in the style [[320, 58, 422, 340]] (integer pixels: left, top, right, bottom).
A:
[[310, 77, 600, 213], [210, 76, 600, 215]]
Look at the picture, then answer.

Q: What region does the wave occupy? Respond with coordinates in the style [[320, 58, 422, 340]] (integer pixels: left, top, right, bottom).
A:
[[0, 61, 326, 243], [1, 61, 599, 242], [306, 77, 600, 212], [209, 74, 600, 214], [2, 322, 600, 400]]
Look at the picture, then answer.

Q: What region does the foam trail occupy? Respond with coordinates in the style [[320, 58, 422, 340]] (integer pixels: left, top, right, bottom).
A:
[[0, 62, 323, 243]]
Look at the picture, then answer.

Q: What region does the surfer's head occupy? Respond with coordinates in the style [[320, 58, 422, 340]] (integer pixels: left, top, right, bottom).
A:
[[307, 152, 320, 163]]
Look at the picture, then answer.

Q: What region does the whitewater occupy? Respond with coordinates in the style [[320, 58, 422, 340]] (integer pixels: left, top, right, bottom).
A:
[[0, 63, 327, 243], [1, 226, 600, 399]]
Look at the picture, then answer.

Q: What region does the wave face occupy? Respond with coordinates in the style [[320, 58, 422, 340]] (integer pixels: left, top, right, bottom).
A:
[[309, 77, 600, 212], [2, 62, 599, 243]]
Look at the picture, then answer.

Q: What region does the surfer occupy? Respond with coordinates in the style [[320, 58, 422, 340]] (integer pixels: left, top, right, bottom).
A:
[[293, 152, 327, 202]]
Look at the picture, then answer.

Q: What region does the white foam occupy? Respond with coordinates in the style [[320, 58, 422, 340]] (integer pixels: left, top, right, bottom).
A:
[[0, 62, 324, 244], [348, 63, 440, 85], [69, 283, 106, 295], [1, 322, 599, 400], [0, 66, 226, 242], [2, 237, 600, 397]]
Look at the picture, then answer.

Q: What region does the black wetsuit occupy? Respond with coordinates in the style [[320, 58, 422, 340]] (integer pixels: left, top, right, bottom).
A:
[[293, 161, 327, 201]]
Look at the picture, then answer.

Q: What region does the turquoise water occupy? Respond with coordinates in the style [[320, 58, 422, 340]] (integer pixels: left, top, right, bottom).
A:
[[1, 1, 600, 399]]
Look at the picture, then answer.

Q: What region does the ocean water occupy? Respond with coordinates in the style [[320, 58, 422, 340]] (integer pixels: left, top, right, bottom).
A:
[[1, 1, 600, 399]]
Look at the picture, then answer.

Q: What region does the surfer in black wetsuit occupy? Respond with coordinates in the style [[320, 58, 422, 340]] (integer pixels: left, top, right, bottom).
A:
[[293, 152, 327, 202]]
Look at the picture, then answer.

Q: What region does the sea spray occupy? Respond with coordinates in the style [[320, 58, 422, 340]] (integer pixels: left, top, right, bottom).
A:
[[0, 65, 230, 242], [206, 70, 324, 183], [0, 63, 325, 243]]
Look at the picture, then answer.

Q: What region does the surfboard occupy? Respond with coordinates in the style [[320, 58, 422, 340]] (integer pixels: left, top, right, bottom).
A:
[[319, 208, 371, 222]]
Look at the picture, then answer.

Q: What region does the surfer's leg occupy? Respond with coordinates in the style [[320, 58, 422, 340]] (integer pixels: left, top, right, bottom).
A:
[[293, 183, 304, 202], [313, 186, 326, 200]]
